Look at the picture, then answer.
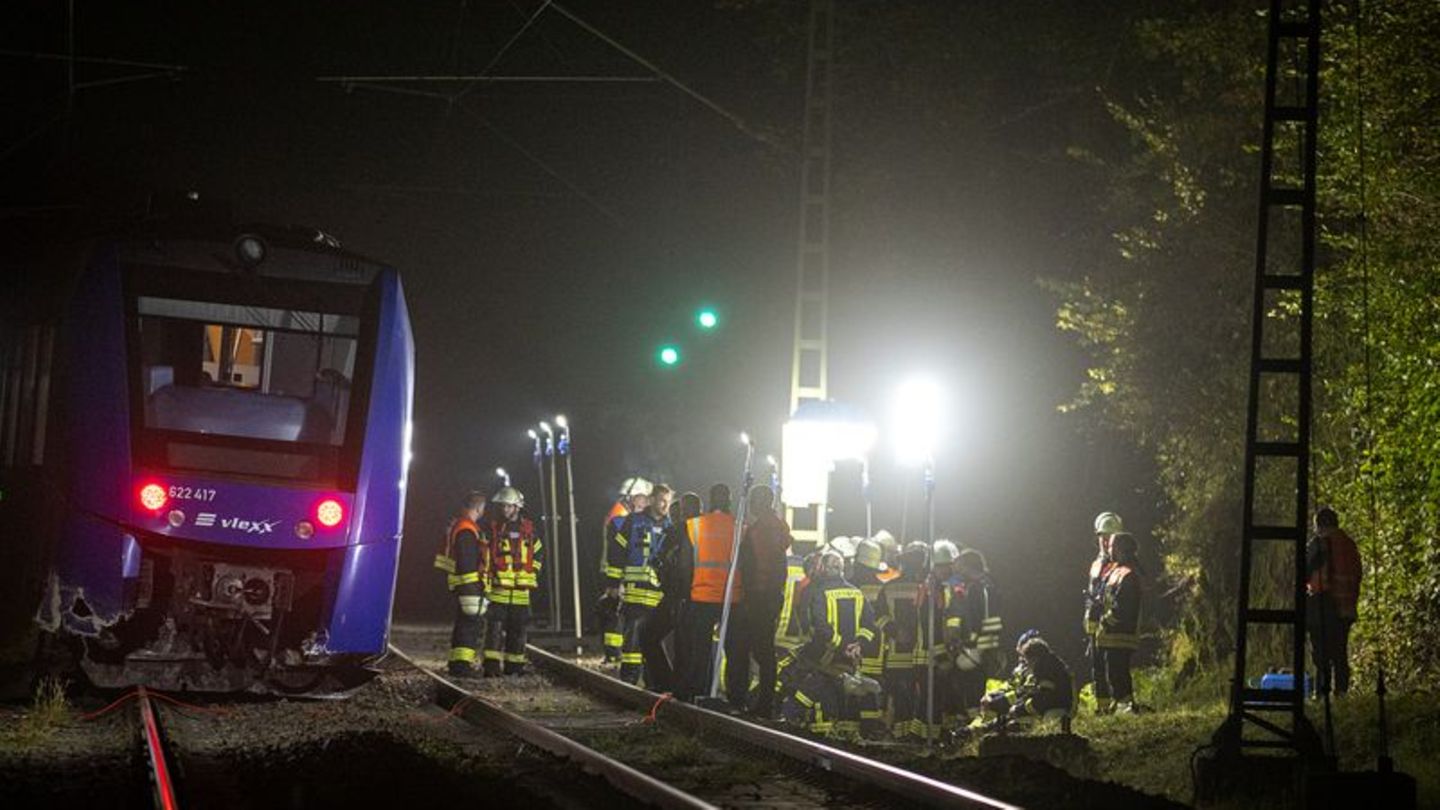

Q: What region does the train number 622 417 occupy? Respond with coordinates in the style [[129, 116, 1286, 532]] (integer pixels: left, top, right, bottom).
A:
[[167, 486, 217, 502]]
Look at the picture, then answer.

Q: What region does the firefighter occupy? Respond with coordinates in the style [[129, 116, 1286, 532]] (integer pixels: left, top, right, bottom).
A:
[[927, 539, 969, 734], [1306, 507, 1362, 696], [952, 548, 1003, 711], [676, 484, 737, 701], [481, 487, 543, 676], [980, 632, 1074, 731], [602, 478, 652, 664], [645, 490, 702, 694], [1084, 510, 1124, 713], [436, 490, 488, 677], [876, 541, 927, 738], [851, 538, 888, 736], [781, 550, 877, 736], [770, 541, 811, 714], [1012, 635, 1075, 724], [1095, 532, 1142, 712], [614, 483, 673, 685]]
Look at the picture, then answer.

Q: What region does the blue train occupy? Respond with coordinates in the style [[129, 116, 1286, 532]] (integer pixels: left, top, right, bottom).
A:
[[34, 223, 414, 694]]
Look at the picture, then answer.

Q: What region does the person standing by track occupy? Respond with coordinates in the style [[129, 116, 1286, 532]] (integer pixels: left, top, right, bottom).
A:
[[436, 490, 488, 677], [601, 478, 652, 664], [729, 484, 793, 717], [615, 484, 673, 685], [481, 487, 543, 676], [1306, 507, 1362, 696], [675, 484, 738, 701], [644, 490, 702, 694], [1095, 532, 1142, 712], [1084, 511, 1124, 713]]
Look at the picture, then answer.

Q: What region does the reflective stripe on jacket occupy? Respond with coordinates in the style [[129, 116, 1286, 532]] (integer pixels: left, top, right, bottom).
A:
[[1096, 564, 1141, 649], [853, 569, 886, 676], [775, 556, 808, 646], [485, 516, 542, 592], [1084, 554, 1112, 635], [687, 511, 740, 603], [962, 573, 1003, 652], [601, 501, 629, 582], [800, 576, 876, 674], [619, 511, 668, 605], [876, 577, 922, 669], [437, 517, 485, 591]]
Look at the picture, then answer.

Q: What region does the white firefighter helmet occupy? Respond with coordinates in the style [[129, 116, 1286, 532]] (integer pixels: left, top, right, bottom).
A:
[[493, 487, 525, 507], [826, 535, 857, 559], [623, 478, 654, 498], [932, 539, 961, 566], [618, 477, 639, 497], [855, 538, 887, 571], [871, 529, 898, 556], [1094, 511, 1124, 535], [818, 549, 846, 578]]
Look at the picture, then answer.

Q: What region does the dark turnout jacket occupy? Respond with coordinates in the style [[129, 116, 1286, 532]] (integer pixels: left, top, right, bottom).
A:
[[739, 511, 793, 607]]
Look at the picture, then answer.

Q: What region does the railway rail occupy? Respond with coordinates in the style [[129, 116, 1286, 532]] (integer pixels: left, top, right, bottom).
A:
[[136, 687, 181, 810], [388, 637, 1018, 810]]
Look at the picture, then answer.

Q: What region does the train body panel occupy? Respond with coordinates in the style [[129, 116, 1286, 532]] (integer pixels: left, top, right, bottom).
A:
[[38, 226, 413, 694], [44, 246, 135, 632]]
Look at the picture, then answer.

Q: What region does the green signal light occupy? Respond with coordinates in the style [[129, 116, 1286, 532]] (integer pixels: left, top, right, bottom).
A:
[[697, 308, 719, 329], [658, 345, 681, 366]]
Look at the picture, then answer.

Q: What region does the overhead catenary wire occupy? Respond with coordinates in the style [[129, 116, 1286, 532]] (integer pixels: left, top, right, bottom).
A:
[[547, 2, 777, 148], [451, 0, 555, 103]]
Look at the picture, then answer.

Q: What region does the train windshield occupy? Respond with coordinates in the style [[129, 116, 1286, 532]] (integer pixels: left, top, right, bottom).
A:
[[132, 295, 368, 482]]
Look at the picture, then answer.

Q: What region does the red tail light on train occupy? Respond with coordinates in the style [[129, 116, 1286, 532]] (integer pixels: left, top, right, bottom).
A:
[[138, 483, 168, 511], [316, 498, 344, 528]]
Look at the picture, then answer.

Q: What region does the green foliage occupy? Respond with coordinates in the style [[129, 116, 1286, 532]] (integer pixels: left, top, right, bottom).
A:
[[1048, 0, 1440, 690]]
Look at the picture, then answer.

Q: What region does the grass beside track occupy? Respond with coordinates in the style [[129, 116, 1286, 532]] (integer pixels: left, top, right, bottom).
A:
[[1071, 671, 1440, 807]]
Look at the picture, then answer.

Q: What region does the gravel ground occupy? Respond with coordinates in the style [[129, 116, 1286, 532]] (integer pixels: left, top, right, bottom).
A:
[[0, 656, 625, 809], [0, 697, 142, 809]]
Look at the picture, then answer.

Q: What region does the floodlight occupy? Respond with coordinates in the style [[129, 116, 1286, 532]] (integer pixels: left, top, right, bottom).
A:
[[528, 429, 538, 440], [891, 375, 944, 466], [740, 431, 752, 446], [697, 308, 719, 329], [658, 345, 681, 366], [539, 421, 553, 435], [556, 415, 568, 429]]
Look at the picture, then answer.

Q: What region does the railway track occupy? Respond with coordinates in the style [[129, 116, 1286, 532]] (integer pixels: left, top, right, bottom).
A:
[[388, 638, 1018, 809]]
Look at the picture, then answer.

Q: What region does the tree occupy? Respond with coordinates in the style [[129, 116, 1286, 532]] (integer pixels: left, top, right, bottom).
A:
[[1049, 0, 1440, 688]]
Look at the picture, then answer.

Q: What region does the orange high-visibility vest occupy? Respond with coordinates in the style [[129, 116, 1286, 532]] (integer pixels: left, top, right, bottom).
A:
[[687, 512, 741, 603]]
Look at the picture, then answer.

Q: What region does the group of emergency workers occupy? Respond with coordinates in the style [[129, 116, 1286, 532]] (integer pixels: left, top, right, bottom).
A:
[[435, 468, 1148, 739], [589, 472, 1154, 740], [436, 487, 544, 677], [431, 457, 1372, 745], [598, 478, 794, 715]]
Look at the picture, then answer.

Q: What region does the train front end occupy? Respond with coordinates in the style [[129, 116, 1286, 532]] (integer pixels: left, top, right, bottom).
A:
[[38, 230, 414, 694]]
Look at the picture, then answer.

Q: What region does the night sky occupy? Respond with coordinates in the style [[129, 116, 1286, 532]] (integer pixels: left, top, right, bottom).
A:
[[3, 1, 1168, 664]]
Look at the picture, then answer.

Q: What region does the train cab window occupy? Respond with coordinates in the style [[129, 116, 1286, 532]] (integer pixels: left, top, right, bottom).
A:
[[131, 296, 366, 482]]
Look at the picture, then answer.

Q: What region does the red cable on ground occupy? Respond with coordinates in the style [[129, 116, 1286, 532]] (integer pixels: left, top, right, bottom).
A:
[[80, 689, 140, 722], [146, 691, 231, 717], [643, 693, 673, 724]]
